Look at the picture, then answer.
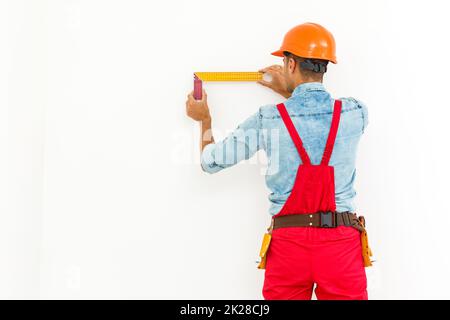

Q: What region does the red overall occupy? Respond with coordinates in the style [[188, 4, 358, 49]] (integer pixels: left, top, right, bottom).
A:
[[262, 100, 368, 300]]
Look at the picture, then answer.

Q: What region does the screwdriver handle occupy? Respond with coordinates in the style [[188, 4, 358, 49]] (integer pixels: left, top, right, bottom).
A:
[[194, 75, 202, 100]]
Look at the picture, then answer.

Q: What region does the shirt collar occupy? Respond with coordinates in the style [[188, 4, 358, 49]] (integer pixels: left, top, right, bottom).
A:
[[291, 82, 326, 97]]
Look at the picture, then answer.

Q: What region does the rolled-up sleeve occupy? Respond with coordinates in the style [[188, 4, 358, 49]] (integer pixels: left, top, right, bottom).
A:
[[359, 100, 369, 134], [347, 97, 369, 134], [200, 108, 264, 174]]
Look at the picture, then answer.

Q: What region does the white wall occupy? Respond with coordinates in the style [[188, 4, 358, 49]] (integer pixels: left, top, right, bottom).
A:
[[1, 0, 46, 298], [2, 0, 450, 299]]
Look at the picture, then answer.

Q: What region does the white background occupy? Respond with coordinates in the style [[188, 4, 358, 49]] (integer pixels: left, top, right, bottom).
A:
[[1, 0, 450, 299]]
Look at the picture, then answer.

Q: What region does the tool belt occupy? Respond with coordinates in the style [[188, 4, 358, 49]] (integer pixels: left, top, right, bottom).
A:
[[257, 211, 374, 269], [273, 211, 364, 231]]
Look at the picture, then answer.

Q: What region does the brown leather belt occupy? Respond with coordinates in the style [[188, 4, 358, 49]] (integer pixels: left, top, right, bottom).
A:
[[272, 211, 364, 232]]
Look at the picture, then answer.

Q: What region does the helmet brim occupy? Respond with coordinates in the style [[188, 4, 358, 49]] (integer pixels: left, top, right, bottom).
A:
[[271, 50, 285, 57], [271, 49, 337, 64]]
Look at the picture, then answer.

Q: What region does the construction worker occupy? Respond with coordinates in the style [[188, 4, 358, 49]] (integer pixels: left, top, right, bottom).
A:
[[185, 22, 369, 300]]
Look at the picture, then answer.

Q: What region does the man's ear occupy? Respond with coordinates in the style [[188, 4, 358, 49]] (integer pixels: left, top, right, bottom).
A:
[[288, 57, 297, 74]]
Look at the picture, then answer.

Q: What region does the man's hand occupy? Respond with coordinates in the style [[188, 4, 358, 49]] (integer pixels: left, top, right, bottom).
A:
[[258, 65, 291, 99], [186, 89, 214, 153], [186, 89, 211, 122]]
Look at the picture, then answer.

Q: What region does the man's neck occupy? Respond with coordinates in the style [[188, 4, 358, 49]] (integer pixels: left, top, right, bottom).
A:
[[289, 79, 323, 94], [293, 78, 323, 87]]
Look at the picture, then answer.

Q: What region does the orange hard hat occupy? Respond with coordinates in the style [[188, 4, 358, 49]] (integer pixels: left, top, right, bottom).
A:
[[271, 23, 337, 64]]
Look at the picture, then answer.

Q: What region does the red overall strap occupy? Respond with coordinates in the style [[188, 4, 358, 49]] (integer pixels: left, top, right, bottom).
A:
[[320, 100, 342, 166], [276, 103, 311, 165]]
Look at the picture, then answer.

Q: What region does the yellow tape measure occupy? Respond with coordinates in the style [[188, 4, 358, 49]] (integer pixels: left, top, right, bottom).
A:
[[194, 72, 263, 82], [193, 72, 265, 100]]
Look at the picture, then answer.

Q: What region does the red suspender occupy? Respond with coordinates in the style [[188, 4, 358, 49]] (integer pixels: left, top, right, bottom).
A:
[[276, 100, 342, 166], [276, 103, 311, 165], [321, 100, 342, 166]]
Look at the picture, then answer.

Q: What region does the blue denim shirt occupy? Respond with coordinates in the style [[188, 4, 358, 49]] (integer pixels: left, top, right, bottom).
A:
[[201, 82, 369, 216]]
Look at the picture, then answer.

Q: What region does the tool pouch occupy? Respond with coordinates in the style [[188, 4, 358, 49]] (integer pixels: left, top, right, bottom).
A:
[[257, 233, 272, 269], [357, 216, 374, 268], [257, 219, 274, 270]]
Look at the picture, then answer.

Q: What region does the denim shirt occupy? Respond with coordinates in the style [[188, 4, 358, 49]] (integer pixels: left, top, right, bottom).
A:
[[200, 82, 369, 216]]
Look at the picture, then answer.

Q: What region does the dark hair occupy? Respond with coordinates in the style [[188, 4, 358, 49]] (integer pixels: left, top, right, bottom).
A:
[[283, 51, 329, 80]]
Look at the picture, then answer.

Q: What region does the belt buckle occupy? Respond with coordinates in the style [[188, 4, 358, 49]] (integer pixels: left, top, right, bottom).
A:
[[319, 211, 336, 228]]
